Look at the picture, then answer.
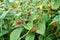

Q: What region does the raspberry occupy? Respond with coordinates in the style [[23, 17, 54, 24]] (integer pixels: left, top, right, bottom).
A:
[[16, 20, 24, 25]]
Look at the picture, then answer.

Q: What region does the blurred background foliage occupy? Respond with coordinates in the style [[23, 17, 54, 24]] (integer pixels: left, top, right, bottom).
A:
[[0, 0, 60, 40]]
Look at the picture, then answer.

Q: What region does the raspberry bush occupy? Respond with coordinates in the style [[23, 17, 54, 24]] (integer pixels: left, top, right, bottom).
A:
[[0, 0, 60, 40]]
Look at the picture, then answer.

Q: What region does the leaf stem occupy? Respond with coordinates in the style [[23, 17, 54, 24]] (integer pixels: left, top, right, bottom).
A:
[[18, 27, 33, 40]]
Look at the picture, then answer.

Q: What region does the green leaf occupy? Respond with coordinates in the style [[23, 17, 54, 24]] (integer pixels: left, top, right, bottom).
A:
[[46, 35, 52, 40], [51, 0, 60, 9], [42, 13, 49, 22], [36, 21, 46, 35], [0, 9, 10, 19], [10, 27, 23, 40], [23, 21, 33, 30], [49, 15, 60, 25], [0, 29, 8, 37], [25, 32, 35, 40], [38, 35, 44, 40], [57, 23, 60, 30], [46, 37, 52, 40], [0, 19, 4, 26]]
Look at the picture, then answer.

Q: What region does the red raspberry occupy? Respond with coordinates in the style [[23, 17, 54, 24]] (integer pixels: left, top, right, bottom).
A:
[[16, 20, 24, 25]]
